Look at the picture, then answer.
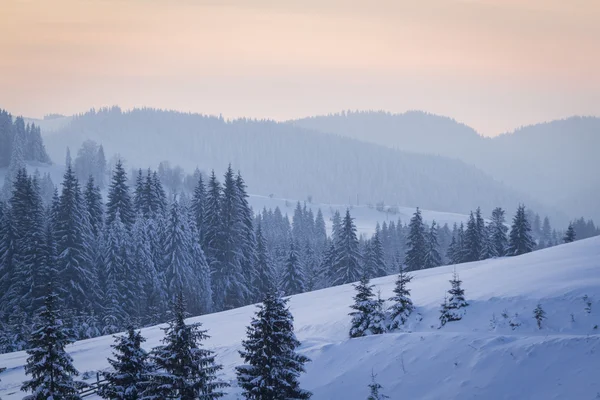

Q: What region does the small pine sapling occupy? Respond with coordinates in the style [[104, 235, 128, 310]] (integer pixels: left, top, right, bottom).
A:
[[533, 303, 546, 329], [367, 372, 389, 400]]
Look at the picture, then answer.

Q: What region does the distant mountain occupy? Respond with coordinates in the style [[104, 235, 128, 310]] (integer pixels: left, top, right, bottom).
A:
[[291, 111, 599, 222], [41, 107, 558, 222]]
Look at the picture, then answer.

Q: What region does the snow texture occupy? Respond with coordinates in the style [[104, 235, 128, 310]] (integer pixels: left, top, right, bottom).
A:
[[1, 237, 599, 399]]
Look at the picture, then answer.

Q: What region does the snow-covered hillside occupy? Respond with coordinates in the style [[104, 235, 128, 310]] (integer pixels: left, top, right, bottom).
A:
[[2, 237, 599, 399]]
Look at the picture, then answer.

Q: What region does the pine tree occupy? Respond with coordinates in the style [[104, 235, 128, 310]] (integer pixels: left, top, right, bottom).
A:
[[190, 173, 206, 241], [106, 160, 134, 229], [424, 221, 442, 269], [463, 211, 483, 262], [349, 275, 386, 338], [235, 172, 258, 304], [387, 263, 414, 330], [55, 164, 94, 314], [21, 288, 81, 400], [366, 372, 389, 400], [405, 208, 426, 271], [99, 326, 151, 400], [102, 211, 132, 334], [163, 201, 202, 314], [507, 205, 536, 256], [253, 221, 275, 299], [331, 209, 362, 286], [133, 169, 145, 214], [489, 207, 508, 257], [142, 292, 228, 399], [281, 240, 305, 296], [439, 269, 468, 326], [533, 303, 546, 329], [367, 225, 388, 278], [236, 292, 312, 400], [563, 223, 576, 243]]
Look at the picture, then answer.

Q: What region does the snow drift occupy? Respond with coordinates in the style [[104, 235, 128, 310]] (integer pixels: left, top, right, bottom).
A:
[[1, 237, 599, 399]]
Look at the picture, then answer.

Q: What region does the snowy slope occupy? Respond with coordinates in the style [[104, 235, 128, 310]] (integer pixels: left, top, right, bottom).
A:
[[2, 237, 599, 399]]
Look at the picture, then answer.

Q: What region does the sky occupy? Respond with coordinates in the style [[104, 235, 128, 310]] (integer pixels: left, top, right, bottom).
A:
[[1, 0, 599, 136]]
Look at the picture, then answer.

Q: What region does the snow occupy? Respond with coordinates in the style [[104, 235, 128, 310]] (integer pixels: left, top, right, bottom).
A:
[[2, 237, 599, 399]]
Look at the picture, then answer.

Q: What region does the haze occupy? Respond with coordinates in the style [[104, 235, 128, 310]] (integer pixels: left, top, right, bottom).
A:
[[2, 0, 599, 136]]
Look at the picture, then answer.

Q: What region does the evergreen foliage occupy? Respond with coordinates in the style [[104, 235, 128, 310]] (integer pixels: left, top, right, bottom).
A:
[[387, 263, 414, 330], [508, 205, 536, 256], [21, 289, 81, 400], [563, 223, 576, 243], [439, 270, 468, 326], [349, 275, 386, 338], [99, 326, 151, 400], [405, 208, 426, 270], [236, 292, 311, 400], [142, 292, 228, 399], [331, 209, 362, 286], [366, 372, 389, 400], [533, 303, 546, 329]]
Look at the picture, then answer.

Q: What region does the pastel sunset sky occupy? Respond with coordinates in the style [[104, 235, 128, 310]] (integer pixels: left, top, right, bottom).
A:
[[1, 0, 598, 135]]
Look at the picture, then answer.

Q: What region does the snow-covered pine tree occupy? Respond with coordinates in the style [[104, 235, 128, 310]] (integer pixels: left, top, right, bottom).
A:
[[541, 216, 552, 248], [215, 166, 249, 309], [463, 211, 482, 262], [142, 292, 228, 399], [99, 326, 151, 400], [162, 200, 203, 315], [102, 210, 132, 334], [563, 223, 576, 243], [252, 221, 275, 300], [424, 220, 442, 269], [190, 172, 206, 241], [21, 288, 81, 400], [349, 275, 386, 338], [405, 208, 426, 271], [366, 372, 389, 400], [507, 205, 536, 256], [387, 263, 414, 330], [489, 207, 508, 257], [368, 224, 388, 278], [235, 172, 258, 304], [55, 164, 95, 315], [106, 160, 135, 229], [189, 222, 213, 316], [133, 169, 145, 214], [439, 269, 468, 326], [281, 240, 305, 296], [331, 209, 362, 286], [236, 291, 312, 400], [533, 303, 546, 329], [131, 214, 164, 325], [314, 209, 327, 255]]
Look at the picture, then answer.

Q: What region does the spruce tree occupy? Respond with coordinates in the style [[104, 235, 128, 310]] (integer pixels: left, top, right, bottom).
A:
[[235, 172, 258, 304], [236, 292, 311, 400], [463, 211, 483, 262], [253, 221, 275, 299], [489, 207, 508, 257], [533, 303, 546, 329], [99, 326, 151, 400], [507, 205, 535, 256], [424, 220, 442, 269], [281, 240, 305, 296], [387, 264, 414, 330], [21, 288, 81, 400], [367, 225, 388, 278], [563, 223, 576, 243], [367, 372, 389, 400], [143, 292, 228, 399], [405, 208, 426, 271], [331, 209, 362, 286], [55, 164, 94, 314], [439, 269, 468, 326], [106, 160, 134, 229], [190, 173, 206, 240], [349, 275, 386, 338]]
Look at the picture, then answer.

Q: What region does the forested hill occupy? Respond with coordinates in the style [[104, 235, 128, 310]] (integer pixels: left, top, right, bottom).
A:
[[290, 111, 600, 222], [42, 107, 555, 219], [0, 109, 51, 168]]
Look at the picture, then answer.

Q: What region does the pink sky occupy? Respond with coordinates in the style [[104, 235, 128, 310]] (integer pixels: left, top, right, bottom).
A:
[[1, 0, 599, 136]]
